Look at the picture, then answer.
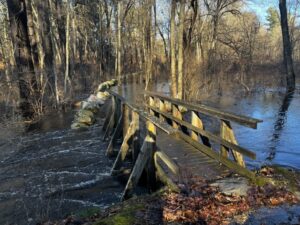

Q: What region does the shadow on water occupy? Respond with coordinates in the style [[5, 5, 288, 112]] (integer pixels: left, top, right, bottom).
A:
[[267, 91, 295, 161]]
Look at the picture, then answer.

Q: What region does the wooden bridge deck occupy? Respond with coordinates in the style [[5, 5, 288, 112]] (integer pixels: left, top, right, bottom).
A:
[[157, 131, 231, 181]]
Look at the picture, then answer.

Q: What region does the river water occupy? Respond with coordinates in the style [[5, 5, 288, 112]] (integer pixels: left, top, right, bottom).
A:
[[0, 109, 123, 225], [0, 82, 299, 224]]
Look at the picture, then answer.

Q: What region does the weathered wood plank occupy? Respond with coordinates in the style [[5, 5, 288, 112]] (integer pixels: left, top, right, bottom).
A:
[[177, 132, 256, 181], [123, 104, 130, 138], [144, 91, 262, 128], [221, 120, 246, 167], [172, 104, 182, 129], [122, 135, 155, 200], [155, 161, 180, 192], [147, 105, 256, 159], [132, 111, 140, 163], [154, 151, 179, 175]]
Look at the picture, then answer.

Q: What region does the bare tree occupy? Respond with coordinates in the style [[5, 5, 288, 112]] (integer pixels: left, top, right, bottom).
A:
[[279, 0, 296, 92]]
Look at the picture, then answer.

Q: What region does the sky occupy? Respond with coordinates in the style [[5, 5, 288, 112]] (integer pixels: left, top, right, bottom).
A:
[[246, 0, 277, 24]]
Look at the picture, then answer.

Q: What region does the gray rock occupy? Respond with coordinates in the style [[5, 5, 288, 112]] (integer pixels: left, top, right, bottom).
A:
[[210, 177, 250, 196]]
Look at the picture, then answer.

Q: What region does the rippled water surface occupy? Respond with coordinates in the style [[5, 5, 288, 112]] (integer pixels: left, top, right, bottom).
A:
[[0, 110, 122, 225], [1, 81, 300, 224]]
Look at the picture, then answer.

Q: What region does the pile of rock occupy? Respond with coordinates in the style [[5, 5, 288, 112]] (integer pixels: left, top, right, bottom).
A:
[[71, 79, 118, 130]]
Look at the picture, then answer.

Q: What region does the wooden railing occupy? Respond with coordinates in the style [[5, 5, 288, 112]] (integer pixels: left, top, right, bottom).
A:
[[103, 89, 263, 199], [144, 91, 262, 168]]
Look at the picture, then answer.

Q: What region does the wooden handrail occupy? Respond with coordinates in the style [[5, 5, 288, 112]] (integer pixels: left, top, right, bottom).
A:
[[147, 105, 256, 159], [144, 91, 263, 129]]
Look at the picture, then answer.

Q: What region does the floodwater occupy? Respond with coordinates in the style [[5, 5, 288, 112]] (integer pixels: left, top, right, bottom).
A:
[[0, 109, 123, 225], [0, 80, 299, 224], [115, 81, 300, 170]]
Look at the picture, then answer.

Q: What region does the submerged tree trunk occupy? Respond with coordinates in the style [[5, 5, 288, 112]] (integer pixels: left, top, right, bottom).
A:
[[279, 0, 296, 92]]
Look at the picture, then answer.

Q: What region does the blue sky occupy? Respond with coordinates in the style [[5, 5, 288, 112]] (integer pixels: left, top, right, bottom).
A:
[[246, 0, 277, 24]]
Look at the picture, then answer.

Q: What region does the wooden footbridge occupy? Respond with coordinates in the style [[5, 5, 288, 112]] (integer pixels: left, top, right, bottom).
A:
[[102, 87, 263, 200]]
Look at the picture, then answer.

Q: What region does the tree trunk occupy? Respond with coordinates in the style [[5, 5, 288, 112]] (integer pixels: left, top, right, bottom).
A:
[[279, 0, 296, 92], [177, 0, 185, 99], [6, 0, 37, 118], [48, 0, 60, 104], [145, 0, 153, 90], [170, 0, 177, 97], [116, 0, 122, 83], [64, 0, 71, 94]]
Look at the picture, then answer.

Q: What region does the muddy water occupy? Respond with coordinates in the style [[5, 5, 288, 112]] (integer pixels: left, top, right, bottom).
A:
[[0, 110, 122, 225]]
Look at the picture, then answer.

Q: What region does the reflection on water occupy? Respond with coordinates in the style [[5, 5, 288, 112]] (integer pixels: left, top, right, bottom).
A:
[[200, 90, 300, 170], [268, 91, 295, 161]]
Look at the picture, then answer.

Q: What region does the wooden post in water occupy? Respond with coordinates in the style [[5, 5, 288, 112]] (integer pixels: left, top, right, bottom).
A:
[[103, 96, 116, 140], [111, 109, 139, 174], [220, 120, 245, 167], [106, 114, 123, 157], [122, 135, 155, 200]]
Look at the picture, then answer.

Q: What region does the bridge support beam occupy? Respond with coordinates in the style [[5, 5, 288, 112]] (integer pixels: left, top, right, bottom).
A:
[[111, 110, 139, 174], [121, 135, 155, 200], [220, 120, 245, 167], [103, 96, 116, 141]]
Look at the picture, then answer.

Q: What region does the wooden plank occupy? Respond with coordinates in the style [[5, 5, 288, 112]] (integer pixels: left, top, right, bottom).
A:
[[144, 91, 262, 129], [106, 114, 123, 157], [155, 161, 180, 193], [132, 111, 140, 163], [123, 104, 130, 138], [159, 99, 166, 122], [221, 120, 245, 167], [177, 132, 256, 181], [172, 104, 182, 129], [146, 121, 156, 190], [154, 151, 179, 175], [191, 111, 211, 147], [122, 135, 155, 200], [147, 105, 256, 159], [149, 96, 155, 115]]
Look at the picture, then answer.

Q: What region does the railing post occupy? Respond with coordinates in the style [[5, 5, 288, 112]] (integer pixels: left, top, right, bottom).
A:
[[146, 120, 156, 191], [172, 104, 182, 129], [159, 99, 166, 122], [220, 120, 245, 167], [191, 111, 203, 141], [191, 111, 211, 147], [123, 104, 130, 138], [103, 96, 116, 140], [132, 110, 140, 163], [149, 96, 155, 115]]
